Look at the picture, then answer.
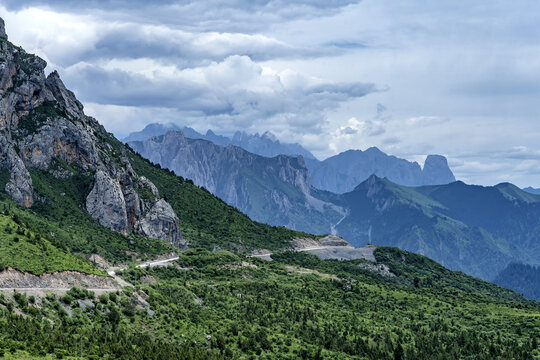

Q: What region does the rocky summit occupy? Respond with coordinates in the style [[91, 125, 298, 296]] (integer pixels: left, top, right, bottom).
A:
[[0, 30, 183, 247], [306, 148, 456, 194]]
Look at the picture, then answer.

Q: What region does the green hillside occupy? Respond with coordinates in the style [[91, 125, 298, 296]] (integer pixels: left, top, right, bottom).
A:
[[0, 210, 103, 276], [1, 250, 537, 359], [272, 247, 532, 304]]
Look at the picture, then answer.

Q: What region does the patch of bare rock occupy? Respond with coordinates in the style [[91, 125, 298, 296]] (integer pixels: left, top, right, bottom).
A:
[[0, 267, 120, 290]]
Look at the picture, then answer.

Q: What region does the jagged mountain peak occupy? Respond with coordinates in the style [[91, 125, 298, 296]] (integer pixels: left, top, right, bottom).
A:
[[124, 122, 316, 159], [307, 148, 456, 193]]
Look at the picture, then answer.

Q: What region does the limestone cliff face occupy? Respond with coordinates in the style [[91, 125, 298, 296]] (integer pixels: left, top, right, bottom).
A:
[[0, 19, 182, 247]]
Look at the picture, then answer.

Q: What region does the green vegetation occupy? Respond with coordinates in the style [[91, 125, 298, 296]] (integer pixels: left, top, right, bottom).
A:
[[118, 250, 537, 359], [0, 250, 537, 359], [373, 247, 534, 303], [0, 211, 103, 275], [271, 248, 533, 304]]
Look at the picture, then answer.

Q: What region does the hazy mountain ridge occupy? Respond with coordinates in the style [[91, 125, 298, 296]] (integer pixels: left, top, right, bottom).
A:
[[124, 123, 456, 196], [129, 131, 344, 233], [123, 123, 316, 159], [523, 186, 540, 195], [306, 148, 456, 193], [335, 175, 540, 281]]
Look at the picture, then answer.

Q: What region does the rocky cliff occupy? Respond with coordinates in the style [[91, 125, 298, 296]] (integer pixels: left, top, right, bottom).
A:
[[129, 131, 344, 233], [306, 148, 456, 194], [0, 20, 183, 247]]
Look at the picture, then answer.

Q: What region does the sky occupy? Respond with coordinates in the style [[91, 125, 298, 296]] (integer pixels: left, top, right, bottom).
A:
[[1, 0, 540, 187]]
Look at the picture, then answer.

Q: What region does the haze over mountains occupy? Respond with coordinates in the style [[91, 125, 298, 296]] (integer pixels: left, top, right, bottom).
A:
[[126, 123, 457, 235], [123, 123, 316, 160], [126, 124, 540, 286], [125, 123, 456, 192], [128, 130, 344, 234], [523, 187, 540, 195]]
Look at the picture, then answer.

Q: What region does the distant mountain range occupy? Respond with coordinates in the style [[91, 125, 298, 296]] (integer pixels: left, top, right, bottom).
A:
[[126, 125, 540, 284], [335, 176, 540, 280], [128, 131, 344, 234], [306, 149, 455, 193], [123, 123, 316, 160], [124, 123, 456, 194], [523, 186, 540, 195]]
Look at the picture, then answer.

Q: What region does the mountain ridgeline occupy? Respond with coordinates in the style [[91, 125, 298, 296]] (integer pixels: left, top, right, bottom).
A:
[[306, 149, 455, 193], [129, 131, 345, 234], [336, 176, 540, 280], [125, 123, 456, 195], [123, 123, 317, 160]]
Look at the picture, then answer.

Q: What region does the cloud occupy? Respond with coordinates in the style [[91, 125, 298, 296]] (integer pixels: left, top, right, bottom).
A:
[[78, 24, 331, 67], [3, 0, 360, 32], [406, 116, 448, 126], [67, 55, 376, 136]]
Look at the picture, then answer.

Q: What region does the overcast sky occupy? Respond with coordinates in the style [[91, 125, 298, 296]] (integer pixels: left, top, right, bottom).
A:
[[2, 0, 540, 187]]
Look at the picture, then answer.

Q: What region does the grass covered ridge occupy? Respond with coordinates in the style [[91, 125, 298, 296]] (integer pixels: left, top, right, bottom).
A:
[[0, 211, 104, 275]]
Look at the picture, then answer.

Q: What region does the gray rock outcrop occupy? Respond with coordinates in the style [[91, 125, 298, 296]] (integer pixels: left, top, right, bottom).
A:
[[422, 155, 456, 185], [139, 199, 186, 249], [86, 171, 129, 234], [0, 18, 6, 40]]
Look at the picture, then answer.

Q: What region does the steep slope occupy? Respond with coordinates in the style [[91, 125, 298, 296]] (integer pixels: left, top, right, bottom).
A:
[[123, 122, 316, 159], [335, 175, 540, 280], [0, 210, 103, 275], [0, 19, 315, 259], [129, 131, 344, 234], [494, 263, 540, 301], [0, 31, 183, 248], [306, 148, 456, 193]]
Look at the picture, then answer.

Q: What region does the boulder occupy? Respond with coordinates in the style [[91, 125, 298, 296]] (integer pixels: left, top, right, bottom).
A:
[[138, 199, 186, 249]]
